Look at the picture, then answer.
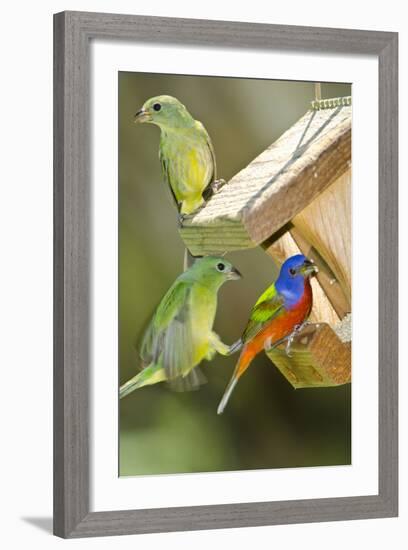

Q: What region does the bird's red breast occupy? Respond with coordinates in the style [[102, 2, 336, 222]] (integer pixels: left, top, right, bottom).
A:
[[235, 279, 313, 379]]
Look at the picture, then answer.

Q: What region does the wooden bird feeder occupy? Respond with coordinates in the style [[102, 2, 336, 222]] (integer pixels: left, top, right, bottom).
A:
[[179, 95, 352, 389]]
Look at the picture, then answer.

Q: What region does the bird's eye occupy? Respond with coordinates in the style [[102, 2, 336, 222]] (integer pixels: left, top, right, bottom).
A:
[[216, 262, 225, 272], [153, 103, 161, 112], [289, 267, 296, 276]]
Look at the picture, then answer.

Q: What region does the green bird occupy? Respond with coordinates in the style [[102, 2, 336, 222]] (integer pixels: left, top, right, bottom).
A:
[[119, 256, 241, 399], [134, 95, 223, 218]]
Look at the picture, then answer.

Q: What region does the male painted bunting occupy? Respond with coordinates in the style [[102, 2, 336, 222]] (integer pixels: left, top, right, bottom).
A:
[[134, 95, 223, 219], [120, 256, 241, 399], [217, 254, 318, 415]]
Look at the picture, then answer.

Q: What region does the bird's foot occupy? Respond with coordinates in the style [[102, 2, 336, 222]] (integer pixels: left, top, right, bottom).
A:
[[264, 337, 273, 352], [178, 212, 194, 227], [285, 321, 311, 357], [201, 179, 226, 203], [227, 339, 243, 355], [264, 335, 288, 353], [211, 178, 226, 194]]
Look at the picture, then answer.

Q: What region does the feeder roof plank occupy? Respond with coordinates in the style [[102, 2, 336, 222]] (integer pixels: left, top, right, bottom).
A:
[[180, 104, 351, 256]]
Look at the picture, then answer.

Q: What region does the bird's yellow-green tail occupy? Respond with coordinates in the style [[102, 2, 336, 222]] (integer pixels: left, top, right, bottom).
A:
[[119, 363, 166, 399]]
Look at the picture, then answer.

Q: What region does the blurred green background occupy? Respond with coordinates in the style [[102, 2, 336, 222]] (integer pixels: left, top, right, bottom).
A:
[[119, 73, 351, 476]]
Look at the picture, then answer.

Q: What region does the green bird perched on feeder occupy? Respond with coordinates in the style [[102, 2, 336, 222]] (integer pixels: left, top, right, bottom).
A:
[[134, 95, 224, 220], [119, 256, 241, 399]]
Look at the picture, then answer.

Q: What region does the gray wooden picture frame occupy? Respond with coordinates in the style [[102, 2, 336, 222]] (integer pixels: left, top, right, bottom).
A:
[[53, 11, 398, 538]]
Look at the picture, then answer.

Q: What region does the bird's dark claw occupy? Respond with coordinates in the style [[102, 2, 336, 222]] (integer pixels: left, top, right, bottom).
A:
[[178, 213, 194, 227], [285, 321, 311, 357], [227, 339, 243, 355], [211, 178, 226, 194], [264, 335, 288, 353], [202, 178, 226, 203]]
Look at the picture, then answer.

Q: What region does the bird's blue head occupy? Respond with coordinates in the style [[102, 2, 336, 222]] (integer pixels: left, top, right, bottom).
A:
[[275, 254, 318, 308]]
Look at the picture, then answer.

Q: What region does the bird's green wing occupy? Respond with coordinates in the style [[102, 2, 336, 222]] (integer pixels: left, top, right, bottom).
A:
[[199, 122, 217, 181], [140, 279, 206, 390], [196, 121, 217, 202], [159, 142, 180, 210], [241, 284, 285, 343]]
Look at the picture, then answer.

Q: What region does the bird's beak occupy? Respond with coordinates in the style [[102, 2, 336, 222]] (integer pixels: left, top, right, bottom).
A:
[[228, 266, 242, 280], [134, 108, 151, 124], [301, 259, 318, 277]]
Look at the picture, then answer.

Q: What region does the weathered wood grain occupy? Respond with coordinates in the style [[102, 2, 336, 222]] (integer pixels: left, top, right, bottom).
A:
[[267, 322, 351, 389], [54, 12, 90, 538], [293, 170, 351, 307], [290, 226, 350, 319], [180, 104, 351, 256]]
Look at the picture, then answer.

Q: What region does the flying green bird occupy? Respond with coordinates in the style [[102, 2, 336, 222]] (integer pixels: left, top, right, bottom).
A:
[[119, 256, 241, 399], [134, 95, 223, 218]]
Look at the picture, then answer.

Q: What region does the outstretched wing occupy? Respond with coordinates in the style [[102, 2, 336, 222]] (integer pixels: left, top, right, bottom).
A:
[[140, 279, 205, 390], [241, 284, 285, 343], [168, 366, 207, 392]]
